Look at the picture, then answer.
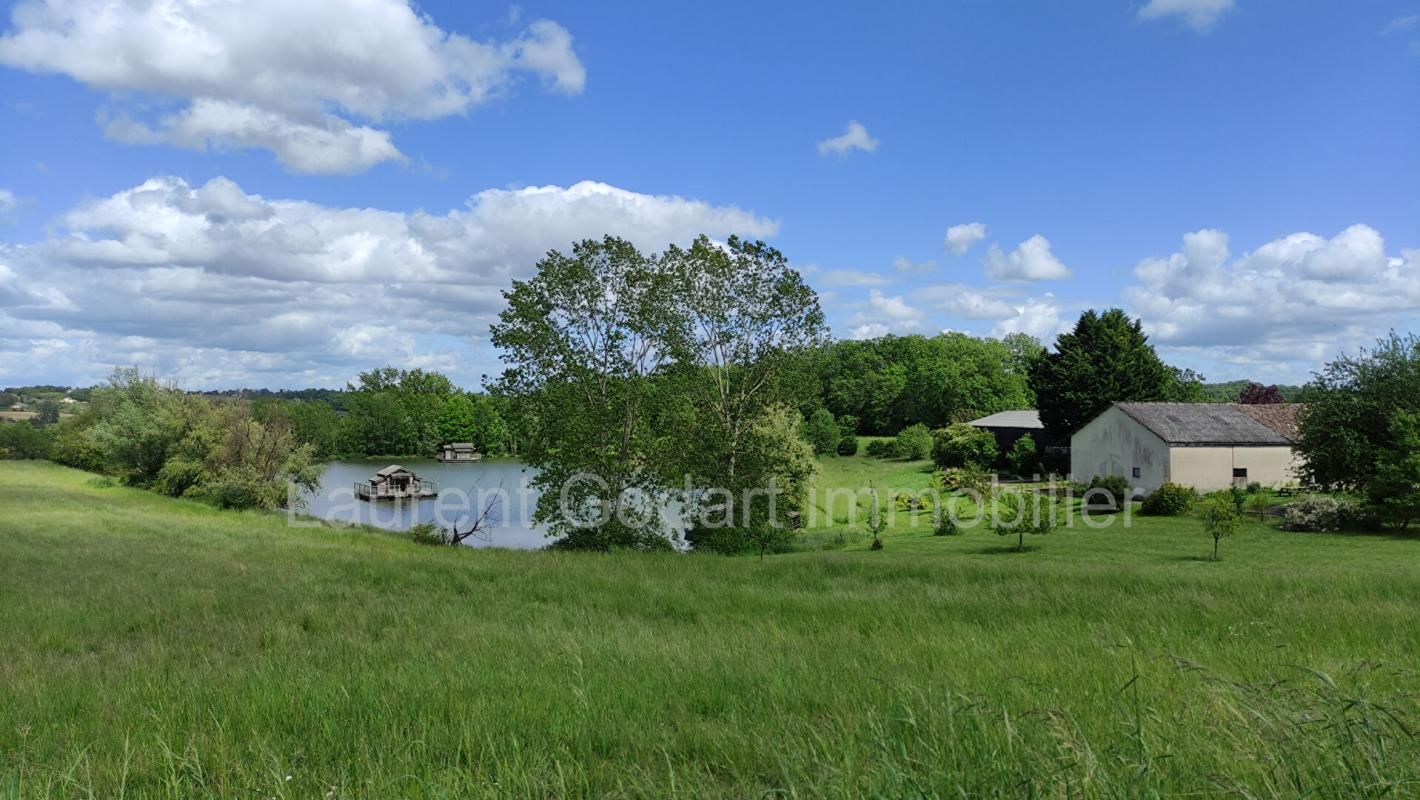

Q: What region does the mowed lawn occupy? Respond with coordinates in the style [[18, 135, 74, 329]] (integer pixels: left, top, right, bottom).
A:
[[1, 461, 1418, 798]]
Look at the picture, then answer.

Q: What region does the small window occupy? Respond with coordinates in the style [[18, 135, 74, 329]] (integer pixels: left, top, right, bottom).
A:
[[1132, 467, 1141, 478], [1233, 468, 1247, 478]]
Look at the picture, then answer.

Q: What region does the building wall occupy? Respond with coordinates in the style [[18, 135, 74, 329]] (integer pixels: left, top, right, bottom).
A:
[[1070, 406, 1170, 495], [1170, 445, 1299, 491]]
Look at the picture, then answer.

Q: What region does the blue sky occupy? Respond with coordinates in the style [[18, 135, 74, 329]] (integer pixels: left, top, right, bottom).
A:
[[1, 0, 1417, 389]]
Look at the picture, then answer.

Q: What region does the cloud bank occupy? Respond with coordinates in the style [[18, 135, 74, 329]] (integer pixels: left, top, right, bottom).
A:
[[0, 176, 777, 387], [0, 0, 585, 174]]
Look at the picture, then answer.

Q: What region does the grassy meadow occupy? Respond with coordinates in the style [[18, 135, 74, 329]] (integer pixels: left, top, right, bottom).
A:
[[1, 458, 1418, 798]]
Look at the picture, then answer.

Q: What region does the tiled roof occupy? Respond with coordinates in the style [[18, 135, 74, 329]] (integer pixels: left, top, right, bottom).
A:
[[1235, 403, 1306, 440], [1114, 403, 1305, 446]]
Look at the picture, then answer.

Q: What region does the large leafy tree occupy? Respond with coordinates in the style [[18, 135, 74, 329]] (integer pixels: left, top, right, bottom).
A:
[[339, 388, 415, 456], [1029, 309, 1173, 437], [336, 368, 457, 456], [1237, 382, 1286, 404], [285, 400, 341, 459], [821, 339, 907, 432], [436, 393, 479, 445], [1297, 332, 1420, 491], [469, 394, 510, 455], [1368, 410, 1420, 530], [661, 235, 827, 502], [815, 333, 1031, 434], [687, 404, 817, 556], [1165, 367, 1209, 403], [492, 236, 680, 550]]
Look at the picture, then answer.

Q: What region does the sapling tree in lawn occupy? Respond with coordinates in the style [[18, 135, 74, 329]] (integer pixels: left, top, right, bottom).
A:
[[1245, 491, 1272, 522], [866, 482, 888, 550], [1201, 494, 1240, 561], [989, 489, 1056, 552]]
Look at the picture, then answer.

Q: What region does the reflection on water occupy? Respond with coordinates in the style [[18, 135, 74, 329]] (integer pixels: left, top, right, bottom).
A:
[[301, 458, 550, 549]]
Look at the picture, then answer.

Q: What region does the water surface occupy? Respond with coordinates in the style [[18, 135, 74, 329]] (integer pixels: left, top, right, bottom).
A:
[[303, 458, 549, 549]]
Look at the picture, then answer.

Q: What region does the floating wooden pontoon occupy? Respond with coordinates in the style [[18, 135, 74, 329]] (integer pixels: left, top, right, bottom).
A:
[[355, 465, 438, 501], [435, 442, 482, 463]]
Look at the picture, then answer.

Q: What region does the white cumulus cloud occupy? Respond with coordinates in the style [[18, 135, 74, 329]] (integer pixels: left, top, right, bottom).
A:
[[944, 222, 987, 255], [865, 289, 923, 322], [1124, 224, 1420, 368], [1138, 0, 1235, 33], [817, 120, 878, 157], [984, 234, 1072, 281], [934, 287, 1018, 320], [990, 295, 1068, 341], [842, 289, 923, 339], [0, 1, 585, 174]]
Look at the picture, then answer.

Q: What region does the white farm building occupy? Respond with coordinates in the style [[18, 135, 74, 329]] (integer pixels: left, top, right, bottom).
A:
[[1071, 402, 1305, 494]]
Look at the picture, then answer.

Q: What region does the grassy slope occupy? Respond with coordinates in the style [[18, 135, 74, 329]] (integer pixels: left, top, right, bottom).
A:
[[1, 460, 1418, 798]]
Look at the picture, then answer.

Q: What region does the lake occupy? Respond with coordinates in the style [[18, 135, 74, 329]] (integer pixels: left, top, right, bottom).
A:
[[301, 458, 550, 549]]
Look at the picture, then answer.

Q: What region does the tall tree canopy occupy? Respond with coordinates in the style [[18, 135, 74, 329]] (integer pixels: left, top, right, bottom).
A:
[[1296, 332, 1420, 490], [492, 236, 681, 550], [493, 235, 824, 551], [1029, 309, 1173, 437], [812, 333, 1034, 434], [662, 235, 827, 509]]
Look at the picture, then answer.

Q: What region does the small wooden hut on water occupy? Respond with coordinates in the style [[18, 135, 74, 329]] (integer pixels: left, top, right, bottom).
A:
[[355, 465, 438, 501], [436, 442, 482, 463]]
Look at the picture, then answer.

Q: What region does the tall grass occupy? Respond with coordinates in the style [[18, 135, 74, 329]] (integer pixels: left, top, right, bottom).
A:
[[1, 461, 1417, 798]]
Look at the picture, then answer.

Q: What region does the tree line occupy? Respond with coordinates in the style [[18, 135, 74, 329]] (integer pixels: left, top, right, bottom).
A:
[[35, 368, 323, 510], [5, 232, 1413, 534]]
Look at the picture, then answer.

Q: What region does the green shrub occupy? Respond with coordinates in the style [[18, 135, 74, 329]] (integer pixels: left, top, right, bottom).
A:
[[1005, 435, 1038, 476], [935, 467, 993, 496], [1140, 482, 1196, 516], [191, 467, 290, 510], [1227, 485, 1248, 513], [802, 408, 839, 455], [894, 424, 933, 460], [1281, 495, 1380, 533], [408, 522, 450, 546], [1084, 475, 1131, 512], [931, 424, 998, 470], [152, 455, 207, 498], [865, 439, 898, 458], [933, 515, 960, 536], [894, 491, 930, 513], [686, 525, 797, 556], [0, 422, 53, 460], [836, 435, 859, 456]]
